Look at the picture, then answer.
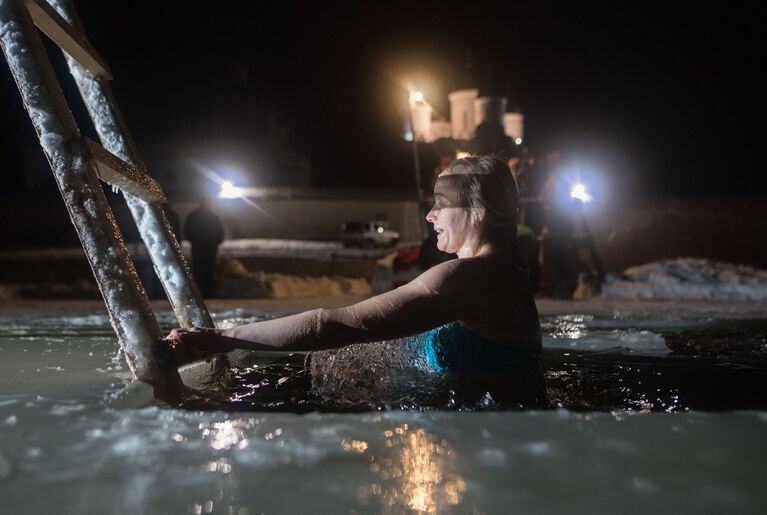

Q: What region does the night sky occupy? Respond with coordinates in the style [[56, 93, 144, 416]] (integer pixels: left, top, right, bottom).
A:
[[1, 1, 763, 197]]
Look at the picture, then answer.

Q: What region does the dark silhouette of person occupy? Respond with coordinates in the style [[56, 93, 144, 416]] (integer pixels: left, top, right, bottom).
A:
[[518, 155, 549, 235], [184, 197, 224, 297], [471, 121, 515, 156]]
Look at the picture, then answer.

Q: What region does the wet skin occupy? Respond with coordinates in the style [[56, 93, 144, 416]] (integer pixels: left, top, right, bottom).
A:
[[427, 175, 476, 255]]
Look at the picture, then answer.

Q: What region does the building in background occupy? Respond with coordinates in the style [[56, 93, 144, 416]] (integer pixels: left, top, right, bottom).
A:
[[404, 88, 527, 194], [409, 88, 524, 147]]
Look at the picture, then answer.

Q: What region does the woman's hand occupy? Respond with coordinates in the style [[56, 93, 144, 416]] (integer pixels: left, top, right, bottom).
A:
[[165, 327, 234, 363]]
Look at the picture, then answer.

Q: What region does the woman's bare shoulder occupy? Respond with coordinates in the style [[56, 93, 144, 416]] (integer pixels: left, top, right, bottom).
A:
[[416, 258, 470, 281], [410, 257, 488, 295]]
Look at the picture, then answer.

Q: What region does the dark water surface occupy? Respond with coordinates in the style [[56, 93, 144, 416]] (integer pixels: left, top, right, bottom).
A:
[[182, 317, 767, 413]]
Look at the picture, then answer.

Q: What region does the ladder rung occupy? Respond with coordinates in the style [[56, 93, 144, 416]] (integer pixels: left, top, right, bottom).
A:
[[23, 0, 112, 79], [85, 138, 165, 204]]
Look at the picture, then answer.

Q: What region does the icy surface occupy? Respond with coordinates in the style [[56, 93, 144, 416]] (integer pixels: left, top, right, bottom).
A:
[[1, 301, 767, 512], [543, 314, 670, 354], [603, 258, 767, 301], [2, 393, 767, 514]]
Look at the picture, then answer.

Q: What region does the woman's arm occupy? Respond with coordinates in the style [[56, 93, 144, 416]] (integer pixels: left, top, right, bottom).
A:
[[170, 258, 473, 354]]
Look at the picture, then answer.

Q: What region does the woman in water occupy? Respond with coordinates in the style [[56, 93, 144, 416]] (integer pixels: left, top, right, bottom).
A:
[[167, 155, 541, 376]]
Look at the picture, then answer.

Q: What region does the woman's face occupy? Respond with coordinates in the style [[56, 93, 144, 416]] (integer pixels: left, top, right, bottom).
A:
[[425, 173, 477, 254]]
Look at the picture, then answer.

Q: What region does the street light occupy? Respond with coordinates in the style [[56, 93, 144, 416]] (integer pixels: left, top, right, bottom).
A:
[[219, 180, 244, 199], [407, 88, 424, 200], [570, 182, 592, 203]]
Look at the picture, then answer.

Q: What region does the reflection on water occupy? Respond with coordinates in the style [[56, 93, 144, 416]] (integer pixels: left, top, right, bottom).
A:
[[358, 423, 465, 513], [341, 438, 368, 453], [544, 314, 592, 339], [202, 419, 253, 451]]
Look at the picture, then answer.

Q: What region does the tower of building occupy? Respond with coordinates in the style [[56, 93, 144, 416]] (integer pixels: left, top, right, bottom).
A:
[[447, 89, 479, 140], [408, 89, 524, 143]]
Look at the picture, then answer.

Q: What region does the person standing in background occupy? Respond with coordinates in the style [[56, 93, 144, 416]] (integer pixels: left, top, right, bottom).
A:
[[184, 197, 224, 298]]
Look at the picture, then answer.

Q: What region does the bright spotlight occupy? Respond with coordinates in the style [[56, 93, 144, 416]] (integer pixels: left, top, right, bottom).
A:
[[410, 90, 424, 103], [455, 151, 471, 159], [514, 137, 523, 145], [570, 183, 592, 203], [219, 180, 243, 199]]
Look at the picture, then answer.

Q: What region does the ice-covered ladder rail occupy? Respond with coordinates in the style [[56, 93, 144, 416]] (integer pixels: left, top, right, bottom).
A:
[[44, 0, 214, 330], [0, 0, 212, 403], [21, 0, 111, 78], [85, 137, 166, 203], [23, 0, 211, 329], [23, 0, 211, 326]]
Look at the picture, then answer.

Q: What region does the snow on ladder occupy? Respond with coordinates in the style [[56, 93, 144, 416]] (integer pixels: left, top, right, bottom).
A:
[[0, 0, 216, 403]]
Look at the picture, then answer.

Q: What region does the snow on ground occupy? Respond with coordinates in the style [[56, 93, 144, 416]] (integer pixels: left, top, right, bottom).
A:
[[0, 239, 393, 300], [216, 259, 370, 299], [223, 238, 342, 255], [0, 238, 418, 261], [220, 238, 419, 259], [603, 258, 767, 301], [5, 242, 767, 303]]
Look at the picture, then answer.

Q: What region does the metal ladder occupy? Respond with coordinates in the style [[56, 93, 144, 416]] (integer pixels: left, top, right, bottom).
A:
[[0, 0, 215, 403]]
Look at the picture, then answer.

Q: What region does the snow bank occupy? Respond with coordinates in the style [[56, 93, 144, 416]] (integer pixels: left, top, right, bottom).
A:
[[603, 258, 767, 300], [216, 259, 370, 299]]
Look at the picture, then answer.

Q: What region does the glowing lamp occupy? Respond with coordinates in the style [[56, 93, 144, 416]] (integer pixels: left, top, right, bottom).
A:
[[219, 180, 243, 199], [570, 183, 592, 203]]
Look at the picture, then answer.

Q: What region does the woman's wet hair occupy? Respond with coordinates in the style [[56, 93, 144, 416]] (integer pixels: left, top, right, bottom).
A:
[[441, 155, 519, 247]]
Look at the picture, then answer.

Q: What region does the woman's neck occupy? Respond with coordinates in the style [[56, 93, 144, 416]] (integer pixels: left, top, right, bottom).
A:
[[457, 240, 496, 258]]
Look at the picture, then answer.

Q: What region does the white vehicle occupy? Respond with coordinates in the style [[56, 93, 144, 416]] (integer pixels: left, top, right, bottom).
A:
[[342, 221, 399, 248]]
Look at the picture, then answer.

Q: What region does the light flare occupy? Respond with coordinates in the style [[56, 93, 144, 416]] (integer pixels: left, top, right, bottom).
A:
[[185, 158, 278, 219], [219, 180, 244, 199], [570, 182, 592, 203]]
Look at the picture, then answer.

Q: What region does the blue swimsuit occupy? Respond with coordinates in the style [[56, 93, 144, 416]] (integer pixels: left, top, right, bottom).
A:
[[412, 322, 540, 373]]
